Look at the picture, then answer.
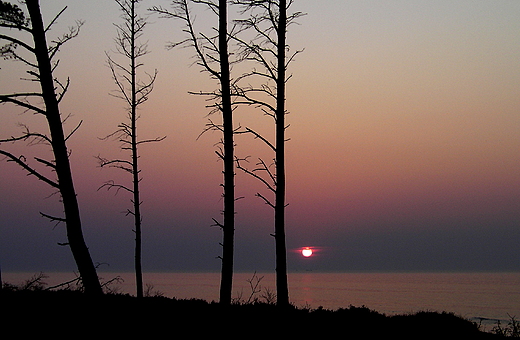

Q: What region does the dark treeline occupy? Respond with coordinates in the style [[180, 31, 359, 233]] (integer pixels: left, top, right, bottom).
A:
[[0, 0, 302, 305]]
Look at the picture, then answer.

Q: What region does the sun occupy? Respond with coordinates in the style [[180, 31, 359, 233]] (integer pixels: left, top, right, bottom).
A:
[[301, 247, 313, 257]]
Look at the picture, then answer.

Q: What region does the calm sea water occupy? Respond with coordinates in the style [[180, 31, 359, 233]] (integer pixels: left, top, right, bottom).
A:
[[4, 271, 519, 328]]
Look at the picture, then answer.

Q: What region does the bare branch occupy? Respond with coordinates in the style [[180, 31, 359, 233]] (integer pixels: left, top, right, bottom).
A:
[[211, 217, 224, 229], [0, 33, 35, 53], [0, 125, 51, 146], [136, 135, 166, 145], [48, 20, 84, 62], [150, 1, 220, 79], [235, 156, 276, 193], [97, 156, 134, 174], [236, 127, 275, 151], [64, 120, 82, 142], [0, 93, 46, 115], [44, 6, 67, 32], [0, 150, 59, 188], [98, 179, 134, 195], [40, 211, 66, 223], [35, 157, 56, 169], [55, 77, 70, 104], [256, 192, 274, 208]]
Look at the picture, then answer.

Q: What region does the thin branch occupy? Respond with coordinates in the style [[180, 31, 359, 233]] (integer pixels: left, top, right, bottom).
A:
[[40, 211, 66, 223], [0, 150, 59, 188], [236, 127, 275, 151], [136, 136, 166, 145], [98, 179, 134, 195], [0, 94, 46, 115], [256, 192, 274, 208], [44, 6, 68, 33], [235, 156, 275, 193], [211, 217, 224, 229], [64, 120, 82, 142], [0, 33, 35, 53]]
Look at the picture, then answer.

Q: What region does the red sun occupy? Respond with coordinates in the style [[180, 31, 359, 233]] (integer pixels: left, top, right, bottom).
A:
[[301, 248, 313, 257]]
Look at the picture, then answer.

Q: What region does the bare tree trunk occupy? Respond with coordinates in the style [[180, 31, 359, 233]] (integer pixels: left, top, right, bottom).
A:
[[274, 0, 289, 307], [129, 0, 144, 299], [26, 0, 102, 295], [99, 0, 159, 298], [231, 0, 304, 307], [219, 0, 235, 306], [232, 0, 302, 307], [150, 0, 236, 305]]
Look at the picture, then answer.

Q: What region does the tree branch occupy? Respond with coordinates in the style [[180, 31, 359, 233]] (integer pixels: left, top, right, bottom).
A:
[[0, 150, 59, 188], [0, 94, 46, 115]]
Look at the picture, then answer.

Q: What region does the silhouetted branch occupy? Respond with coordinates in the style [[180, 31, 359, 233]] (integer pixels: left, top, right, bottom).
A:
[[40, 211, 66, 223], [137, 136, 166, 144], [48, 20, 84, 62], [34, 157, 56, 169], [64, 120, 82, 142], [0, 150, 58, 188], [236, 127, 275, 151], [0, 33, 35, 53], [43, 6, 67, 32], [20, 272, 48, 290], [211, 217, 224, 229], [0, 124, 51, 146], [98, 179, 134, 195], [55, 77, 70, 104], [0, 94, 46, 115], [45, 275, 82, 291], [97, 156, 134, 173], [235, 156, 276, 194], [150, 1, 220, 79], [256, 192, 274, 208]]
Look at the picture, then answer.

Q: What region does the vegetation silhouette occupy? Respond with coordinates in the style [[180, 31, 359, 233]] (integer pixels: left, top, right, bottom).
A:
[[1, 277, 505, 339]]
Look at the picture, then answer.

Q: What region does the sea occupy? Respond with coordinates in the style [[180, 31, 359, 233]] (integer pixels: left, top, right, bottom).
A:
[[3, 271, 519, 330]]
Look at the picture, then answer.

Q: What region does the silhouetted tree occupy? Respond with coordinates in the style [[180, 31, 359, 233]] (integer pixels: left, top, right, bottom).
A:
[[233, 0, 303, 307], [151, 0, 239, 305], [0, 0, 102, 295], [97, 0, 161, 299]]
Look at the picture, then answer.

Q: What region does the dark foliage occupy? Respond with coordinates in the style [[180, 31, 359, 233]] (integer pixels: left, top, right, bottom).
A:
[[0, 289, 502, 339], [0, 1, 28, 27]]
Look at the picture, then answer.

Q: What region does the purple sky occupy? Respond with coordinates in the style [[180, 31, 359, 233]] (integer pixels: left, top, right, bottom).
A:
[[1, 0, 519, 274]]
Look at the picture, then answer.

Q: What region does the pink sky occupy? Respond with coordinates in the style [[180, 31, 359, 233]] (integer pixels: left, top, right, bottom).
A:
[[1, 0, 519, 273]]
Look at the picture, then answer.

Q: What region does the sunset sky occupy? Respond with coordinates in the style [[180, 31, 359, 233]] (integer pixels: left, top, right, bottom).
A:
[[1, 0, 519, 275]]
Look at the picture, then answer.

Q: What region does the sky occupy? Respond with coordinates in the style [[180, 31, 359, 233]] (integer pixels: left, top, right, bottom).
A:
[[1, 0, 519, 275]]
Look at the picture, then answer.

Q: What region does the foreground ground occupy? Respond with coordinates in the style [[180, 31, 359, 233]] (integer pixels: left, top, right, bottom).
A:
[[1, 289, 504, 339]]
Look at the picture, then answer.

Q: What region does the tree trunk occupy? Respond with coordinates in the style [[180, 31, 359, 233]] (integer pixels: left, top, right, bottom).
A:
[[275, 0, 289, 307], [129, 0, 144, 300], [26, 0, 102, 295], [218, 0, 235, 305]]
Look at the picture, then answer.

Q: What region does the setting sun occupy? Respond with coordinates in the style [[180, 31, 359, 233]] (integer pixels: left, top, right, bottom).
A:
[[302, 248, 313, 257]]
